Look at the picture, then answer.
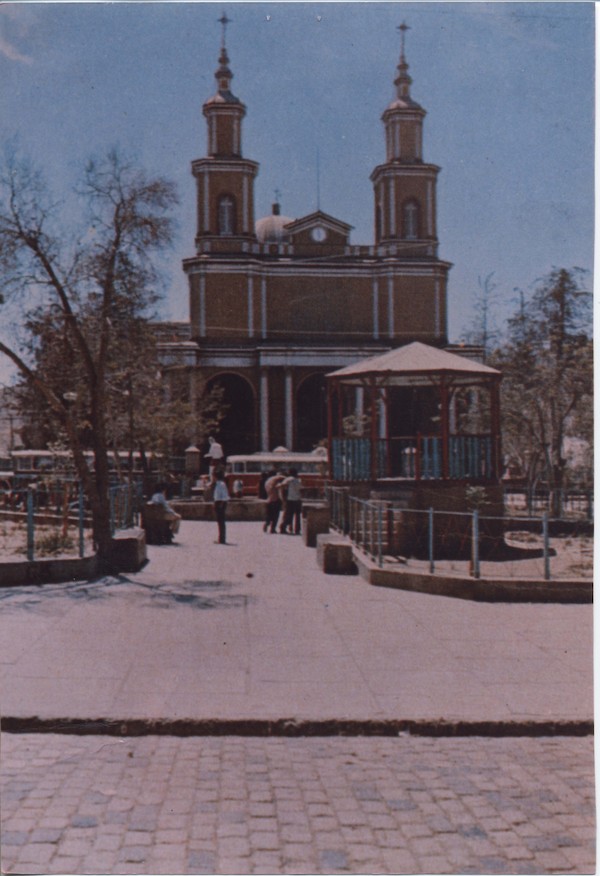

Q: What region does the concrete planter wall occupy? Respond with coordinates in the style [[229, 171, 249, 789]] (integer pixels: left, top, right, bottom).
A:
[[171, 499, 267, 522], [354, 552, 592, 604], [0, 555, 99, 586]]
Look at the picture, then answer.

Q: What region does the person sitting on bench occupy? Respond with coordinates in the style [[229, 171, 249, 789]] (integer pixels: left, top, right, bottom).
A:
[[149, 483, 181, 536]]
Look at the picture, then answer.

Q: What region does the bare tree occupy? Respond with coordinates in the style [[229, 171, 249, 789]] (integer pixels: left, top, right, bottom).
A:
[[0, 147, 178, 568], [461, 272, 500, 362]]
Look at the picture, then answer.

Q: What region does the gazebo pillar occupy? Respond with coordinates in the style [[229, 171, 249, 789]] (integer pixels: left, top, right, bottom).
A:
[[490, 378, 502, 480], [337, 381, 344, 439], [369, 379, 378, 481], [384, 386, 391, 478], [440, 376, 450, 479], [327, 378, 334, 448]]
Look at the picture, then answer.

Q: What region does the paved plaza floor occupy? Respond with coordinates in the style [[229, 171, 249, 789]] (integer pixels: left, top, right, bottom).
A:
[[0, 519, 595, 874], [0, 520, 593, 726]]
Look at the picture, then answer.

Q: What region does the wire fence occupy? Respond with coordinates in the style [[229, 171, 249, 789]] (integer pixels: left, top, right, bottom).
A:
[[0, 482, 142, 563], [328, 486, 593, 580], [504, 488, 593, 520], [109, 483, 143, 533]]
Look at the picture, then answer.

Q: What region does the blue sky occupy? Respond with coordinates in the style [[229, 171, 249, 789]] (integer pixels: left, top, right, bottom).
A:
[[0, 1, 594, 370]]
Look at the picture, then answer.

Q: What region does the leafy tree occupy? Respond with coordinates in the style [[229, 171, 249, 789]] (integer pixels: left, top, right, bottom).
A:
[[0, 147, 179, 568], [14, 311, 225, 477], [491, 267, 592, 510]]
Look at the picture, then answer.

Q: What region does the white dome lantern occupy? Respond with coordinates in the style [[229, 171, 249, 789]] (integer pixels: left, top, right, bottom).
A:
[[255, 202, 294, 243]]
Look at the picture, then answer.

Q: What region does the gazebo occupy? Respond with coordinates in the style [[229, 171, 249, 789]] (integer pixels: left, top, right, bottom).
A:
[[327, 342, 502, 487]]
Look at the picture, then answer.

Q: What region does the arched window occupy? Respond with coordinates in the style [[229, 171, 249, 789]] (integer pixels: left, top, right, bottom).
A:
[[403, 200, 419, 240], [296, 373, 328, 451], [218, 195, 236, 235]]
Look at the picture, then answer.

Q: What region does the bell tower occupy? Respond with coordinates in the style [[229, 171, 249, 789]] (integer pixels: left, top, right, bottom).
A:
[[371, 24, 440, 255], [192, 14, 259, 253]]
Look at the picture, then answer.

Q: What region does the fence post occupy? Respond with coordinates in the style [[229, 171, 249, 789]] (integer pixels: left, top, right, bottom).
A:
[[109, 487, 115, 536], [135, 482, 142, 525], [556, 489, 562, 519], [543, 512, 551, 581], [361, 504, 366, 553], [428, 507, 435, 574], [370, 504, 375, 557], [26, 487, 35, 562], [471, 509, 480, 579], [78, 484, 85, 559]]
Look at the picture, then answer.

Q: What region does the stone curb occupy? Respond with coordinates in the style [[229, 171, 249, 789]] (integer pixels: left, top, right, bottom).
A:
[[353, 549, 593, 603], [1, 716, 593, 738]]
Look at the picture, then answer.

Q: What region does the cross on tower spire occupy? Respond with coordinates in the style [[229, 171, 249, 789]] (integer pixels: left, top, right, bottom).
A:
[[394, 21, 413, 99], [219, 12, 231, 50], [397, 21, 410, 59]]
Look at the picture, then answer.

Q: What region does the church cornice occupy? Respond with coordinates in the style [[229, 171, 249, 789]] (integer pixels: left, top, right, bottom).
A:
[[382, 106, 425, 121], [182, 258, 452, 276], [370, 162, 440, 182], [191, 157, 259, 174]]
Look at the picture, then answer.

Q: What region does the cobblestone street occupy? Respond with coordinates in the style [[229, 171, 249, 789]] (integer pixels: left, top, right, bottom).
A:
[[0, 522, 594, 873], [1, 732, 594, 875]]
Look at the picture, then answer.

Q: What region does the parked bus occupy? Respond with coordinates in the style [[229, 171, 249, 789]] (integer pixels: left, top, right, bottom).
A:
[[8, 449, 164, 485], [224, 447, 328, 497]]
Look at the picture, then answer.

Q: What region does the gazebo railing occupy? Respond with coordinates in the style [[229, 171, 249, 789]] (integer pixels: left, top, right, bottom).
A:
[[331, 438, 386, 481], [331, 434, 494, 482], [448, 435, 492, 479]]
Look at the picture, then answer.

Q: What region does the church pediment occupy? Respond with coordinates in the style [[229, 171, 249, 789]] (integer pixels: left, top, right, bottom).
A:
[[284, 211, 353, 246]]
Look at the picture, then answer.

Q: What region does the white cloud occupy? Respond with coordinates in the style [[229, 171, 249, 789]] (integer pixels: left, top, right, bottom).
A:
[[0, 5, 34, 64], [0, 34, 32, 64]]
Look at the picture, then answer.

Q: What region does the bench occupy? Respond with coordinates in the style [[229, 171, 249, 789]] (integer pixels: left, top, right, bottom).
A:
[[316, 534, 356, 575], [110, 527, 147, 572]]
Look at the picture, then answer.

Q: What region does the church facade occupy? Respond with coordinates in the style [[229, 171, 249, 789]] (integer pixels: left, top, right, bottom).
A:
[[160, 25, 452, 455]]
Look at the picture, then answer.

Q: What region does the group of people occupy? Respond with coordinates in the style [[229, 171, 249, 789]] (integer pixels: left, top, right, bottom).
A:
[[147, 436, 303, 547], [209, 466, 303, 545], [260, 468, 302, 535]]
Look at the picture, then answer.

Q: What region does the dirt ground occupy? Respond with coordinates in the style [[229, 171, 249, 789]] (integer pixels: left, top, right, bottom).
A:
[[393, 530, 593, 581], [0, 520, 95, 561]]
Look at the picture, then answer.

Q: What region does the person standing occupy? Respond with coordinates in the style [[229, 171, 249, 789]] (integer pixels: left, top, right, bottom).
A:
[[258, 471, 269, 500], [213, 470, 229, 544], [280, 468, 302, 534], [263, 471, 285, 533], [205, 436, 224, 473]]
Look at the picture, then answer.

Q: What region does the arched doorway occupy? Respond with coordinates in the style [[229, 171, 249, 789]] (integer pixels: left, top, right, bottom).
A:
[[205, 373, 256, 457], [296, 373, 328, 451]]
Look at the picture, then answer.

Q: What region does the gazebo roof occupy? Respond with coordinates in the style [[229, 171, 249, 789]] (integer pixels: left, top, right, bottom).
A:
[[327, 342, 501, 387]]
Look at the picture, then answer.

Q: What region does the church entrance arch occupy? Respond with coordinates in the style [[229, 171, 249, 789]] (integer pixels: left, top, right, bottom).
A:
[[205, 373, 256, 457], [296, 372, 328, 452]]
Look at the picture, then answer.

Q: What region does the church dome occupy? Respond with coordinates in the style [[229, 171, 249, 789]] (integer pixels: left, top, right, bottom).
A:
[[385, 95, 423, 112], [255, 203, 294, 243], [204, 91, 241, 107]]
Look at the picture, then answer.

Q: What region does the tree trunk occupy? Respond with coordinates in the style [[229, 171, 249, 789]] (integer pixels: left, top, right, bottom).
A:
[[87, 384, 115, 571]]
